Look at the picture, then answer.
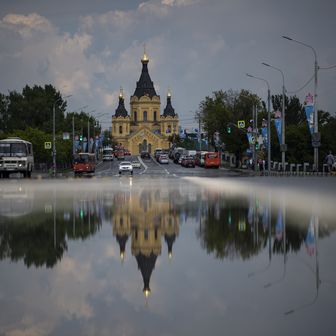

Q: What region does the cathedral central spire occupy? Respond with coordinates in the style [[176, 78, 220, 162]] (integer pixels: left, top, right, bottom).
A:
[[134, 46, 157, 98]]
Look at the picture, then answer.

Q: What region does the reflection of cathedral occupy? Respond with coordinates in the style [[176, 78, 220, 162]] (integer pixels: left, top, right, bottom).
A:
[[112, 188, 179, 297], [111, 48, 179, 155]]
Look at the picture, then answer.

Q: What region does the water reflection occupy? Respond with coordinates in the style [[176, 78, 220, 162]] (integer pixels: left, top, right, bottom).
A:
[[112, 188, 180, 297], [0, 179, 336, 335]]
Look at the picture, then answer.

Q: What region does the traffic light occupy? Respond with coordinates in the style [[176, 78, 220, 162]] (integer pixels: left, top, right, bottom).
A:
[[79, 135, 83, 141], [227, 126, 231, 134], [255, 143, 259, 150]]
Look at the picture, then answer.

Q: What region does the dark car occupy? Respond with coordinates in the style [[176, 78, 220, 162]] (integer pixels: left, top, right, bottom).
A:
[[181, 156, 195, 168], [140, 151, 150, 159]]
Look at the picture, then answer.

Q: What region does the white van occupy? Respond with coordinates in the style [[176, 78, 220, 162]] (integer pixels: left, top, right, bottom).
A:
[[0, 137, 34, 178], [102, 147, 114, 161]]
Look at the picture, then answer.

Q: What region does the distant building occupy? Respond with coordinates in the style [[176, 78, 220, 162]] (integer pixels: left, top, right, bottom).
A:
[[111, 48, 179, 154]]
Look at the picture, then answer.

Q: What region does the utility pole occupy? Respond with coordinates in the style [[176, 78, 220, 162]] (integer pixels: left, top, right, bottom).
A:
[[72, 115, 75, 156], [87, 119, 90, 153], [199, 115, 201, 151]]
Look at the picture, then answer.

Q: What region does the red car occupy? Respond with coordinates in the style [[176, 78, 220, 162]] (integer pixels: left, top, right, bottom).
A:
[[181, 156, 195, 168]]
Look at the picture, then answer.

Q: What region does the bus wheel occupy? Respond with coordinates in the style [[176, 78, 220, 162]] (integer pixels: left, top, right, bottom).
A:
[[27, 169, 32, 178]]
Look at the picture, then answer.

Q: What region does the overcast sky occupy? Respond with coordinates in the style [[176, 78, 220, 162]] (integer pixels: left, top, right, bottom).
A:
[[1, 0, 335, 129]]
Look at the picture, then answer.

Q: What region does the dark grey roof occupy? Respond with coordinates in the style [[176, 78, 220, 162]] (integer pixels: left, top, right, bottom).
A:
[[115, 96, 128, 117], [163, 95, 176, 117], [133, 60, 157, 98]]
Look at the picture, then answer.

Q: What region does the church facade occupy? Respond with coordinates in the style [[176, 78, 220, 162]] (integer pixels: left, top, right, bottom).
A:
[[111, 50, 179, 155]]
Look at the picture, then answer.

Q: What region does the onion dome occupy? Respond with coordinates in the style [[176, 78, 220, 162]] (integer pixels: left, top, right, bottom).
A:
[[133, 46, 157, 98], [115, 87, 128, 117], [163, 89, 176, 117]]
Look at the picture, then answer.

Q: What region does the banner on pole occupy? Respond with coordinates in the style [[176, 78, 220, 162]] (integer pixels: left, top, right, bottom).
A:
[[274, 118, 282, 144], [304, 93, 314, 135], [261, 127, 268, 148], [246, 132, 255, 145]]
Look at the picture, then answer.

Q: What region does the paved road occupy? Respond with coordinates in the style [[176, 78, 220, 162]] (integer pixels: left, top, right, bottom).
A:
[[1, 156, 251, 179], [94, 155, 241, 178]]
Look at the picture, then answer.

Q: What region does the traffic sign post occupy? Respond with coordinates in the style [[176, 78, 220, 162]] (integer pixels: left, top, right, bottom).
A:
[[44, 142, 52, 150]]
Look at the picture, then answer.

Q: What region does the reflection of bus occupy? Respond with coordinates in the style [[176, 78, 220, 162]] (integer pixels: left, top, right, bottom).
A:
[[0, 137, 34, 178], [73, 153, 96, 176], [102, 147, 114, 161], [204, 152, 220, 168]]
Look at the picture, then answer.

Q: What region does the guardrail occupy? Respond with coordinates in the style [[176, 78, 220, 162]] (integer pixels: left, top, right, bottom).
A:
[[259, 161, 335, 176]]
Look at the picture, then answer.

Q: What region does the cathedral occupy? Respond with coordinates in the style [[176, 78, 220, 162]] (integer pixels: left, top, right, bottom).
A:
[[111, 49, 179, 155]]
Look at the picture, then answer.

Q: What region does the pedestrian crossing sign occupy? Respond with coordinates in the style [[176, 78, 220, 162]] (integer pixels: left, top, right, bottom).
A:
[[238, 120, 245, 128], [44, 142, 52, 149]]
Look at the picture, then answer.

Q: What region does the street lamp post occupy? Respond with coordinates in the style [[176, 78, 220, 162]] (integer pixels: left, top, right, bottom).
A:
[[52, 94, 71, 177], [73, 105, 89, 156], [246, 73, 271, 175], [283, 36, 319, 171], [262, 63, 286, 172], [241, 95, 258, 172]]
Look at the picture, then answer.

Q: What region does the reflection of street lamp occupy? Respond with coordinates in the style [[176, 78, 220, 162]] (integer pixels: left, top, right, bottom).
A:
[[283, 36, 319, 170], [248, 192, 272, 278], [264, 196, 287, 288], [284, 216, 320, 315], [262, 62, 286, 172], [53, 94, 71, 177], [246, 73, 271, 175]]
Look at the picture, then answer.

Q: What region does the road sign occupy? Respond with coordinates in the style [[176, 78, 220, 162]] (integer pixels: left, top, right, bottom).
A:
[[44, 142, 52, 149], [238, 120, 245, 128], [63, 132, 70, 140], [250, 136, 255, 144]]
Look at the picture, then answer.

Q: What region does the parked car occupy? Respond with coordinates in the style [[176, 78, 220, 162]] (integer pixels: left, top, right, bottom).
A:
[[181, 156, 195, 168], [173, 152, 181, 164], [158, 154, 169, 164], [140, 151, 150, 159], [132, 160, 141, 168], [119, 161, 133, 175], [178, 155, 186, 164]]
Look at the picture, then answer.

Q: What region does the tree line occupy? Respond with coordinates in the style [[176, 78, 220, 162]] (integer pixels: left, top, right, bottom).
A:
[[0, 84, 103, 166], [197, 89, 336, 166]]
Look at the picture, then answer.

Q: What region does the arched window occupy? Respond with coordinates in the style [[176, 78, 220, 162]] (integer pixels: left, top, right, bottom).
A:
[[134, 111, 137, 122], [153, 111, 157, 121], [119, 125, 123, 134], [143, 111, 147, 121]]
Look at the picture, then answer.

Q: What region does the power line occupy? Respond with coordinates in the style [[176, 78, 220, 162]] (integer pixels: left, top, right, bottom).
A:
[[320, 64, 336, 70], [287, 73, 314, 94]]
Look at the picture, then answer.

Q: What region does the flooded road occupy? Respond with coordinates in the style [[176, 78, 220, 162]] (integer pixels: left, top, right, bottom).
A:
[[0, 176, 335, 336]]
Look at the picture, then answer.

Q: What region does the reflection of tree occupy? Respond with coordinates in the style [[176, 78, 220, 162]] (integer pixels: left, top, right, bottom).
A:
[[197, 195, 333, 261], [0, 200, 102, 268], [0, 214, 66, 268], [197, 199, 263, 260]]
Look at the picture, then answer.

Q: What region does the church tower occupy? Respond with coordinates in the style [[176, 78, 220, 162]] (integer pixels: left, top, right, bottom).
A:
[[161, 89, 179, 136], [111, 88, 130, 148], [111, 47, 179, 155]]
